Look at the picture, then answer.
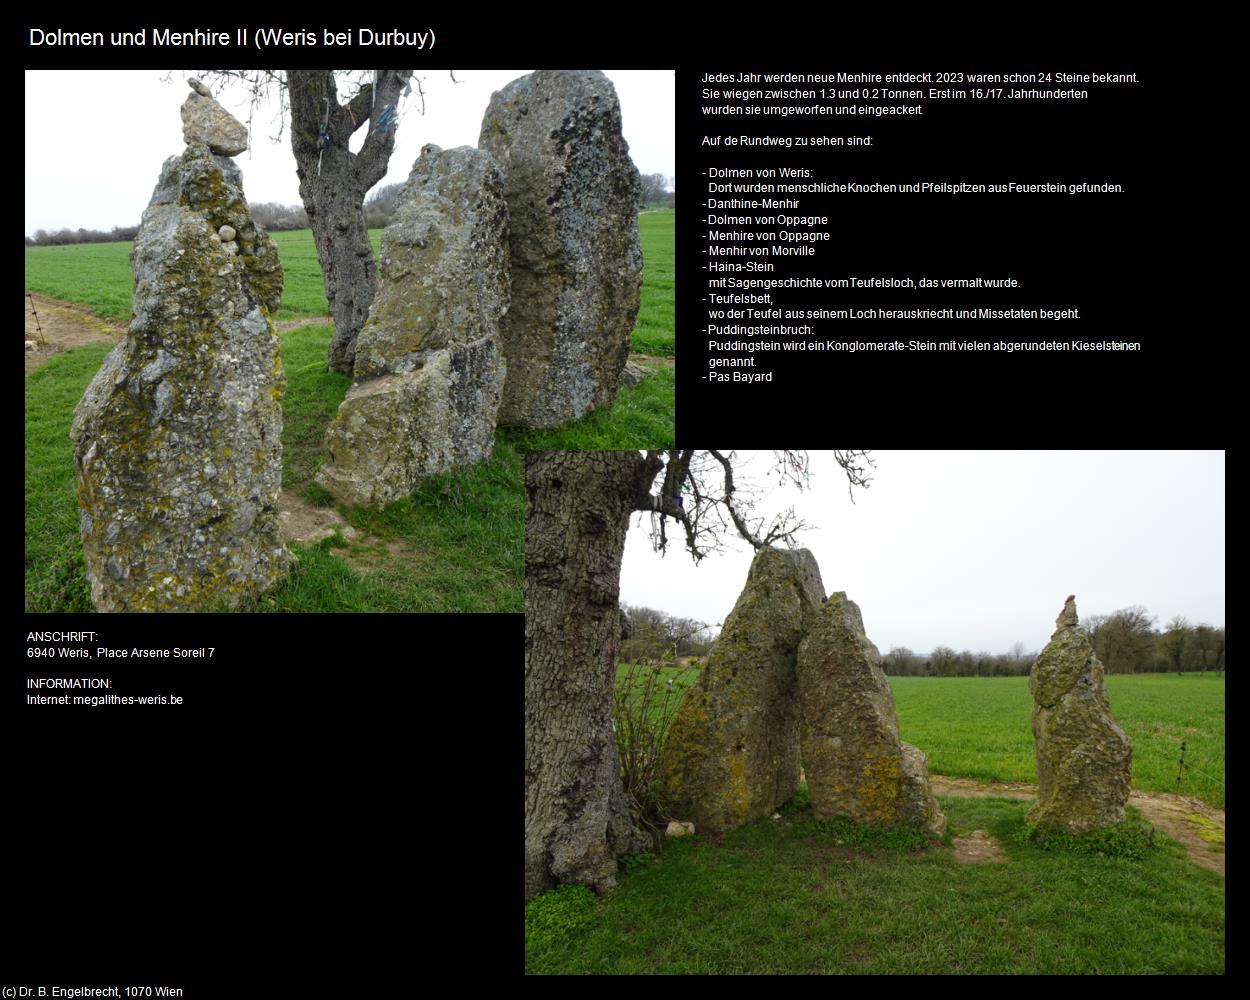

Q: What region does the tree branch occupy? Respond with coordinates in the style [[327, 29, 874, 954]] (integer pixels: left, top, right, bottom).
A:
[[832, 450, 875, 502], [707, 449, 764, 549], [355, 70, 413, 190], [344, 84, 378, 135], [633, 450, 701, 560]]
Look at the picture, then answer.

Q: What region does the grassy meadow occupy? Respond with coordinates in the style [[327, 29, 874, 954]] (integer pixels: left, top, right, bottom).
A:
[[620, 666, 1225, 810], [890, 673, 1226, 808], [527, 794, 1223, 974], [24, 211, 677, 350], [528, 667, 1227, 973], [24, 212, 674, 611]]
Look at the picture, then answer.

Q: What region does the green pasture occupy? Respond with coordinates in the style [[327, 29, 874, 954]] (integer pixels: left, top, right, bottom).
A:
[[527, 793, 1224, 974], [532, 670, 1227, 974], [24, 212, 674, 610], [614, 668, 1225, 808], [24, 210, 677, 359], [889, 674, 1226, 809]]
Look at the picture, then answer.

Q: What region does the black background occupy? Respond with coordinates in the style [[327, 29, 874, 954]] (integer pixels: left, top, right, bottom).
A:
[[679, 33, 1212, 443], [8, 616, 521, 993]]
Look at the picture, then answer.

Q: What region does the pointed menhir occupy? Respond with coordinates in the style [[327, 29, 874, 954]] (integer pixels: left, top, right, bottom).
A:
[[796, 591, 945, 836], [660, 547, 825, 834], [1028, 595, 1133, 833], [70, 141, 289, 610]]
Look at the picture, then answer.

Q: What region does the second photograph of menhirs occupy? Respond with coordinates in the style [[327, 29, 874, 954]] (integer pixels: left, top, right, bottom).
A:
[[523, 449, 1225, 974], [24, 69, 674, 613]]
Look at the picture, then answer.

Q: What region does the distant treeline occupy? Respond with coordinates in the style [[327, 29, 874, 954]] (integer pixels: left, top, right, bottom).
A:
[[25, 200, 314, 246], [26, 225, 140, 246], [620, 601, 1226, 677], [884, 608, 1225, 677], [27, 175, 674, 247]]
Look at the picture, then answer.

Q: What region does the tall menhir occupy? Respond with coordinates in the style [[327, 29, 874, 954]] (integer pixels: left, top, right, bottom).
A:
[[480, 70, 643, 428], [70, 84, 291, 610]]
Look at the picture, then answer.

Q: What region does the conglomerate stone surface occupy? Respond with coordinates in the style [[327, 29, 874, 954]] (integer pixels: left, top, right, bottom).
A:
[[1028, 596, 1132, 833], [71, 143, 290, 610], [661, 547, 826, 834], [797, 592, 945, 836], [480, 70, 642, 428], [316, 144, 509, 507]]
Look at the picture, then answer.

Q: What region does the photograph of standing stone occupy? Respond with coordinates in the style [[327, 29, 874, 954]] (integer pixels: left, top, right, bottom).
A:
[[797, 592, 945, 835], [27, 70, 674, 614], [1028, 596, 1133, 832], [70, 85, 290, 611], [481, 71, 644, 428], [660, 544, 943, 838], [316, 144, 509, 507]]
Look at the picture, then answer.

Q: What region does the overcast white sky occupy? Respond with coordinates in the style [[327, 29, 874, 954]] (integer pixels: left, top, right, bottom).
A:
[[24, 69, 675, 235], [620, 451, 1225, 655]]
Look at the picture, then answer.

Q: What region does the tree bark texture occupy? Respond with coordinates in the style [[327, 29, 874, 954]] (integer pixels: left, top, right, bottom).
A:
[[524, 452, 653, 900], [287, 70, 411, 374]]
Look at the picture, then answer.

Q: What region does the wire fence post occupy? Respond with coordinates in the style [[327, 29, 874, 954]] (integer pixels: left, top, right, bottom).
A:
[[27, 293, 47, 349], [1174, 740, 1187, 792]]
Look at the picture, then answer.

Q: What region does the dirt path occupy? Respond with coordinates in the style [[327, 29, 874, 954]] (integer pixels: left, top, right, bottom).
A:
[[276, 315, 332, 334], [950, 829, 1007, 864], [278, 489, 420, 575], [24, 293, 124, 375], [23, 294, 330, 378], [930, 775, 1225, 876]]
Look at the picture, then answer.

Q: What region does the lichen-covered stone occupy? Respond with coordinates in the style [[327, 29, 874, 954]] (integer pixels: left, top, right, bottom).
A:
[[480, 70, 643, 428], [1028, 596, 1132, 833], [180, 93, 248, 155], [661, 547, 826, 834], [71, 143, 290, 611], [797, 592, 945, 835], [315, 145, 508, 507]]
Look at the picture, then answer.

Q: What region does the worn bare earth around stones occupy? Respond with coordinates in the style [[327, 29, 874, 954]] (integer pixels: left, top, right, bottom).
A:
[[24, 295, 331, 378], [24, 294, 124, 375], [951, 829, 1007, 864], [929, 775, 1225, 876], [278, 489, 421, 574]]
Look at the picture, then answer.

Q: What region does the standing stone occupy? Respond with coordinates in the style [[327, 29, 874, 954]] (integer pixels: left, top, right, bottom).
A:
[[180, 89, 248, 156], [315, 145, 509, 508], [479, 70, 643, 428], [1028, 596, 1132, 833], [661, 547, 826, 834], [71, 143, 290, 611], [797, 593, 945, 835]]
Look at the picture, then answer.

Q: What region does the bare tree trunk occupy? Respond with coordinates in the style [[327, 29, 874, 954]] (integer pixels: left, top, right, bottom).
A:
[[287, 70, 411, 374], [524, 452, 653, 900], [304, 177, 373, 374]]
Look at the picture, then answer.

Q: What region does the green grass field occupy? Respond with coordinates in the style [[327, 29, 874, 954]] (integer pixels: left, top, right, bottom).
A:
[[24, 213, 674, 611], [25, 211, 677, 358], [616, 667, 1224, 809], [21, 230, 373, 324], [527, 793, 1224, 973], [632, 212, 675, 356], [528, 668, 1227, 973], [890, 674, 1225, 809]]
